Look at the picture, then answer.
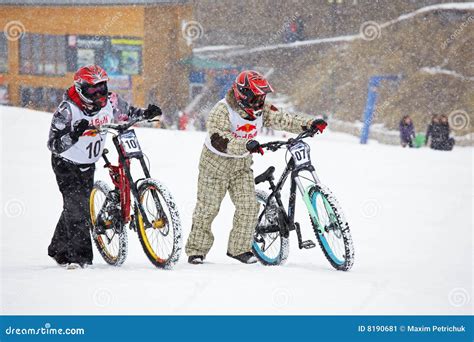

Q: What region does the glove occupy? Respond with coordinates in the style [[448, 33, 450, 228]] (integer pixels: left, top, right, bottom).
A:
[[143, 104, 162, 120], [310, 119, 328, 133], [70, 119, 89, 141], [246, 140, 264, 155]]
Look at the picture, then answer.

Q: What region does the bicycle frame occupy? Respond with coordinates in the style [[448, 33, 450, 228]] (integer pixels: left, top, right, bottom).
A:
[[257, 137, 324, 247], [100, 128, 155, 228]]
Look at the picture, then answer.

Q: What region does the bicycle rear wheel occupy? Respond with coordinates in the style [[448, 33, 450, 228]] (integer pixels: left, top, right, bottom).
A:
[[89, 180, 128, 266], [308, 185, 354, 271], [252, 190, 289, 266], [136, 179, 182, 269]]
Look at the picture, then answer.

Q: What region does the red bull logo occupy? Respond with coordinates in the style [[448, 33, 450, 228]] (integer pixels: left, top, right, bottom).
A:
[[80, 115, 110, 137], [91, 115, 110, 127], [236, 123, 257, 133], [82, 129, 98, 137], [233, 123, 258, 139]]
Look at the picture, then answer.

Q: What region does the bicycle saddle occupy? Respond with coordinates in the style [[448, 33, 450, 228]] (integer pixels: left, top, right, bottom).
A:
[[255, 166, 275, 185]]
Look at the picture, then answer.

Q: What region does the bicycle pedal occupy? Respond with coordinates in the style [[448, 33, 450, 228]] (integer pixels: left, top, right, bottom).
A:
[[300, 240, 316, 249]]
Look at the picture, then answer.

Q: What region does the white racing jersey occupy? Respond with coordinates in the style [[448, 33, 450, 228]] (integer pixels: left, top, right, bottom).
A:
[[59, 101, 114, 164], [205, 98, 263, 158]]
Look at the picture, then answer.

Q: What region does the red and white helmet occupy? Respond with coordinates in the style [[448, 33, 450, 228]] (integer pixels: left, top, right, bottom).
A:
[[232, 70, 274, 119], [73, 65, 109, 112]]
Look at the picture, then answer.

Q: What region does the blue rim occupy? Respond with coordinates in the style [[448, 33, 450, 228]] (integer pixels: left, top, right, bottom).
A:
[[252, 241, 279, 264], [310, 191, 344, 265]]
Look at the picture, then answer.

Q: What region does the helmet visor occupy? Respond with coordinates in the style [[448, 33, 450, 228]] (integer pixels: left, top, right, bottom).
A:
[[84, 82, 108, 97], [81, 82, 108, 109], [239, 86, 266, 111]]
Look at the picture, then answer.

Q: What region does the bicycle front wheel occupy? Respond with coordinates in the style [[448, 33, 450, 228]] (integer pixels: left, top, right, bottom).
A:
[[308, 184, 354, 271], [136, 179, 182, 269]]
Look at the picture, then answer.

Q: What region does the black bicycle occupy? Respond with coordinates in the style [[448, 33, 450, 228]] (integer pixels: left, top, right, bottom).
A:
[[89, 117, 182, 269], [252, 128, 354, 270]]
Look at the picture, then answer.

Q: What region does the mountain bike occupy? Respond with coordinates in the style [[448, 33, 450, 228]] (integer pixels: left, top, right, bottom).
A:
[[89, 117, 182, 269], [252, 128, 354, 270]]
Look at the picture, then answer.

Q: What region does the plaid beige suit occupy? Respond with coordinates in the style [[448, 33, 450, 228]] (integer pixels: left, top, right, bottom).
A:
[[185, 91, 314, 257]]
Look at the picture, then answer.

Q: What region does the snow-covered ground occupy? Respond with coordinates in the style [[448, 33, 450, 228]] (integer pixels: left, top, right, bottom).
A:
[[1, 106, 472, 315]]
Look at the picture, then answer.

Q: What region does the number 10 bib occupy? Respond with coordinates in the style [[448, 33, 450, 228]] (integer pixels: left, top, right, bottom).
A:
[[59, 101, 114, 164]]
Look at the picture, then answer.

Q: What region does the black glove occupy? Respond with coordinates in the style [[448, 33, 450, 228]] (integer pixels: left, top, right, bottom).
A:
[[246, 140, 264, 155], [310, 119, 328, 133], [70, 119, 89, 141], [143, 104, 162, 120]]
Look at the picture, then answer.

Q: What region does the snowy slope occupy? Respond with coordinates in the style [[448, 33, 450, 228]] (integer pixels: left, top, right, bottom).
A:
[[1, 106, 472, 315], [196, 2, 474, 57]]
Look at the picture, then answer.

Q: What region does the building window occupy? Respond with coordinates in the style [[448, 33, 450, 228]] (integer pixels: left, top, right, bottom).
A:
[[107, 38, 142, 75], [0, 35, 8, 73], [66, 36, 142, 75], [20, 34, 67, 76], [21, 86, 63, 112]]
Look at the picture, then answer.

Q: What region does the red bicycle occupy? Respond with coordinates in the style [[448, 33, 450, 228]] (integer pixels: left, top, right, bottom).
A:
[[89, 118, 182, 269]]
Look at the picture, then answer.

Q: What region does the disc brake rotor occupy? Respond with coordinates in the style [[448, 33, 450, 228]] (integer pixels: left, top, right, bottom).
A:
[[325, 213, 342, 238]]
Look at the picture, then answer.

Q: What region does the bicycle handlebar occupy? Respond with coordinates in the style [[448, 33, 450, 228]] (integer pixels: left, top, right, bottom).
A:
[[89, 116, 146, 135], [260, 128, 317, 152]]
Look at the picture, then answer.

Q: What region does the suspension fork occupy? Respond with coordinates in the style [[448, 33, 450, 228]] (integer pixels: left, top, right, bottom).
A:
[[137, 155, 166, 219], [293, 166, 322, 231]]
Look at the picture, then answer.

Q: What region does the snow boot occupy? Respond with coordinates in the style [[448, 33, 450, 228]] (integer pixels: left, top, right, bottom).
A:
[[66, 263, 82, 270], [188, 255, 204, 265], [227, 251, 257, 264], [66, 262, 90, 270]]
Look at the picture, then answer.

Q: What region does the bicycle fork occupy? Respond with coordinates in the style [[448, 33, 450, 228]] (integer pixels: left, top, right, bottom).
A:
[[292, 169, 321, 249]]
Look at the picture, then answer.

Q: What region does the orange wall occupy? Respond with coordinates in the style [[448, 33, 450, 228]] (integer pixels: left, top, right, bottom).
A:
[[0, 5, 145, 107], [0, 6, 144, 36], [0, 4, 193, 112], [144, 5, 193, 111]]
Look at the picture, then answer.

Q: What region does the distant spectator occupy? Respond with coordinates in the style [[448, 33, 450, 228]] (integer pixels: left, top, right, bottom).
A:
[[399, 115, 415, 147], [178, 111, 189, 131], [283, 15, 304, 43], [439, 114, 455, 150], [426, 114, 455, 151]]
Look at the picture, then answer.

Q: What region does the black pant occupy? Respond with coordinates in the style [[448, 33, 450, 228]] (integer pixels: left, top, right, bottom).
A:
[[48, 155, 95, 265], [431, 138, 455, 151]]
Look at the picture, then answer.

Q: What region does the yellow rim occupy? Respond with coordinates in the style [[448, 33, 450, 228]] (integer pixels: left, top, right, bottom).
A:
[[90, 188, 97, 225], [137, 192, 166, 264]]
